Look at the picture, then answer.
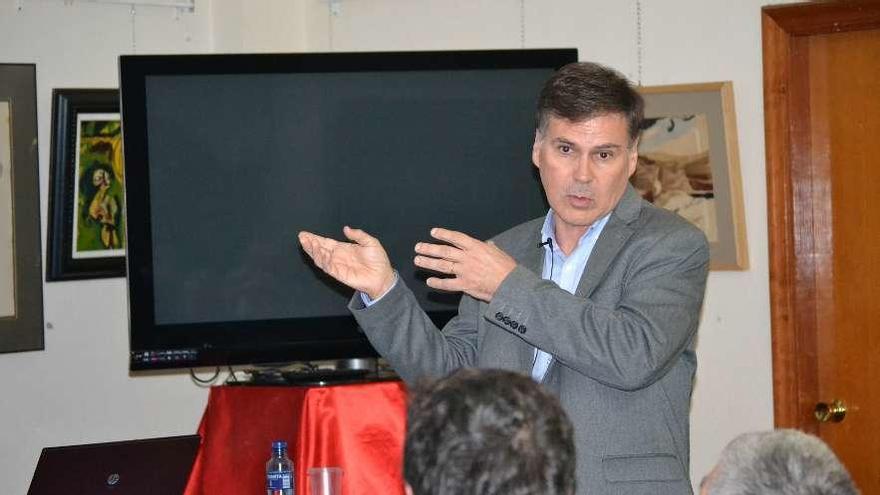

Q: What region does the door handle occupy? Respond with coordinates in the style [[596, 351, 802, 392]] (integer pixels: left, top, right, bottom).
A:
[[814, 399, 847, 423]]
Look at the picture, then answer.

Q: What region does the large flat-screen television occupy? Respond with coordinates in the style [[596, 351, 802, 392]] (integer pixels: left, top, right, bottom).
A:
[[120, 48, 577, 371]]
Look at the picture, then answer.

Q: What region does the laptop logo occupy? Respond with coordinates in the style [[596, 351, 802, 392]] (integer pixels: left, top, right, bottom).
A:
[[106, 473, 121, 486]]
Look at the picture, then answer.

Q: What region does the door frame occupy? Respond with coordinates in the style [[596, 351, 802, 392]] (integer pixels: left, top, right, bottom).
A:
[[763, 1, 880, 431]]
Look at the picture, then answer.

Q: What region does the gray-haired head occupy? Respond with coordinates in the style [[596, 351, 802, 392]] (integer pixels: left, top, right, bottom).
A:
[[702, 429, 859, 495], [535, 61, 644, 145]]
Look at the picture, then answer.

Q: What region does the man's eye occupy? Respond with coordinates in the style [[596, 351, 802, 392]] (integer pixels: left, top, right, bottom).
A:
[[558, 145, 572, 153], [596, 151, 613, 160]]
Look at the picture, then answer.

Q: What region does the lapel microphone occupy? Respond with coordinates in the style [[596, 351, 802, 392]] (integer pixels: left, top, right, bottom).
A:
[[537, 237, 555, 278]]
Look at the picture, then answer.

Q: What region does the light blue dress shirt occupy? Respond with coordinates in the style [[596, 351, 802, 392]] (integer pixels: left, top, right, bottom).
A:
[[531, 211, 610, 382]]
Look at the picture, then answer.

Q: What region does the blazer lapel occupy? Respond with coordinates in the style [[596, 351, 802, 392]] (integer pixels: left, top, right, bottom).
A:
[[505, 219, 546, 371], [522, 233, 545, 275], [575, 185, 642, 298]]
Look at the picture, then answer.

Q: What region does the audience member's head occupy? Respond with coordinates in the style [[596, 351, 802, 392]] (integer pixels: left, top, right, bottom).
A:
[[403, 368, 576, 495], [700, 429, 859, 495]]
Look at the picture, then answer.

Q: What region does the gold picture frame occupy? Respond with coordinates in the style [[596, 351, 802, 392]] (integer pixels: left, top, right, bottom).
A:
[[635, 81, 748, 270]]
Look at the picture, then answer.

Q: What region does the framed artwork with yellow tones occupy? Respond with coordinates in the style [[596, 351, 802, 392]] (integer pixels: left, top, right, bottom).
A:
[[47, 89, 126, 280]]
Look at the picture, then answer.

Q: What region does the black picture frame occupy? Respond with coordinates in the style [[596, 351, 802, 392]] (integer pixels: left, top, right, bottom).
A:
[[47, 88, 125, 281], [0, 63, 44, 353]]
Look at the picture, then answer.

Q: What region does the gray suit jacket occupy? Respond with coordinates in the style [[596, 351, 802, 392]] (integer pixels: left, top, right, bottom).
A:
[[350, 185, 709, 495]]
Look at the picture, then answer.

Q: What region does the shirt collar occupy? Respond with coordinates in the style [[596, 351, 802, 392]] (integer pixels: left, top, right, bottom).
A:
[[540, 209, 611, 254]]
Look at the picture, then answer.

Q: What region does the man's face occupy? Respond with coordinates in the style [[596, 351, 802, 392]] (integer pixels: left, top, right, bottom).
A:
[[93, 169, 111, 188], [532, 113, 638, 241]]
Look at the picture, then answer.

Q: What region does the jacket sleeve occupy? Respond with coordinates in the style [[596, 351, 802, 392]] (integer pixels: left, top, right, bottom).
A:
[[348, 278, 482, 384], [487, 225, 709, 391]]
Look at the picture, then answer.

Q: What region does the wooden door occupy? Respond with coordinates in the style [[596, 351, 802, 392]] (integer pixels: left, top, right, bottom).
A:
[[764, 2, 880, 492]]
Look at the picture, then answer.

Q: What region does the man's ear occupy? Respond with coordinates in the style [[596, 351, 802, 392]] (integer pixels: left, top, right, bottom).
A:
[[700, 465, 718, 495], [532, 130, 542, 169], [405, 482, 414, 495]]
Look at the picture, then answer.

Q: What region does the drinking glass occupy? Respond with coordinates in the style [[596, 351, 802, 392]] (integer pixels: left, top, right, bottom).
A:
[[308, 467, 343, 495]]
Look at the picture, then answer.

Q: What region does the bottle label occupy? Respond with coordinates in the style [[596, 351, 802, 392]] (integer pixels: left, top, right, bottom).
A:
[[267, 471, 293, 490]]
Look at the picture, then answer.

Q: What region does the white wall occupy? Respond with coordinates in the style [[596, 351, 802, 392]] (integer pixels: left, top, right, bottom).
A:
[[0, 0, 796, 493], [0, 2, 213, 494]]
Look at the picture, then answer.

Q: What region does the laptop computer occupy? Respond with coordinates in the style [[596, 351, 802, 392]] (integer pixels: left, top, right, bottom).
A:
[[28, 434, 200, 495]]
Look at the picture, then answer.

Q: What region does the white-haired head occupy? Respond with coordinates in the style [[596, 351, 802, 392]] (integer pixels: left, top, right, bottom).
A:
[[701, 429, 858, 495]]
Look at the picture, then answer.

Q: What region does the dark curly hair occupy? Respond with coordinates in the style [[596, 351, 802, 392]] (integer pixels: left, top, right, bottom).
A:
[[404, 368, 576, 495], [535, 61, 644, 145]]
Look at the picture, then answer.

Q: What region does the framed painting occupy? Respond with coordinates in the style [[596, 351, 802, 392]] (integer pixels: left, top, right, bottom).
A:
[[47, 88, 126, 281], [0, 63, 44, 353], [634, 81, 748, 270]]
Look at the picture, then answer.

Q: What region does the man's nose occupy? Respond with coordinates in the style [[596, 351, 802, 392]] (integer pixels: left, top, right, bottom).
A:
[[573, 158, 594, 182]]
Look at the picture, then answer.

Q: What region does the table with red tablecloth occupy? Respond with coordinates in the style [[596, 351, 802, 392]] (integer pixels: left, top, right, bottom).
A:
[[184, 379, 407, 495]]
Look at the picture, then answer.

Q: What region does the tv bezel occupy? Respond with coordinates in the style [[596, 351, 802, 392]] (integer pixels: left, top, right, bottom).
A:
[[120, 48, 578, 371]]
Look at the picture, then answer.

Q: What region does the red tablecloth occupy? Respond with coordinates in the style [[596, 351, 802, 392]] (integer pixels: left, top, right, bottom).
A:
[[184, 380, 407, 495]]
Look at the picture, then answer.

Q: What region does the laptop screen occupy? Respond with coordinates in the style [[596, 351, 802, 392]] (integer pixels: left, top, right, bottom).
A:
[[28, 434, 200, 495]]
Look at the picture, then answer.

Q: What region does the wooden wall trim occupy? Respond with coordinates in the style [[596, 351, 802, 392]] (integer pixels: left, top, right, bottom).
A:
[[762, 9, 800, 429], [764, 1, 880, 36]]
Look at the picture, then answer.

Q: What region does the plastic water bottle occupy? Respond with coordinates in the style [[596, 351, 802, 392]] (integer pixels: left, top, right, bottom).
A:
[[266, 440, 295, 495]]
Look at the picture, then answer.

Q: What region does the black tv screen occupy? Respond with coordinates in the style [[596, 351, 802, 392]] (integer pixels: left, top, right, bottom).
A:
[[120, 49, 577, 370]]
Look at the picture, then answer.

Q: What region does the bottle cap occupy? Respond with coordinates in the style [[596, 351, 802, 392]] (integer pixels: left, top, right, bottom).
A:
[[272, 440, 287, 450]]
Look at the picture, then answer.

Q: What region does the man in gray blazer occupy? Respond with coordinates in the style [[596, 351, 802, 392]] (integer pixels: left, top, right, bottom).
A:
[[299, 62, 709, 495]]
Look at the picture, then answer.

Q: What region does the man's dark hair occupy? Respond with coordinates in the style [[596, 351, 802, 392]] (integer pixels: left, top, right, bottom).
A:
[[404, 368, 576, 495], [536, 61, 644, 145]]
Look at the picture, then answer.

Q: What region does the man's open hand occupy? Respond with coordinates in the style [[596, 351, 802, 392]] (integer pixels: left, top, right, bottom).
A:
[[413, 228, 516, 302], [298, 226, 396, 300]]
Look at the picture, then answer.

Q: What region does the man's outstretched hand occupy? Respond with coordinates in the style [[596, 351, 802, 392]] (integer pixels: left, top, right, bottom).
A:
[[298, 226, 396, 300], [414, 228, 516, 302]]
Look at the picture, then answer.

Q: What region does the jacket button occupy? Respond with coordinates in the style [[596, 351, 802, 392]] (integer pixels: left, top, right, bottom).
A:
[[511, 321, 519, 330], [519, 325, 527, 334], [495, 312, 503, 321]]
